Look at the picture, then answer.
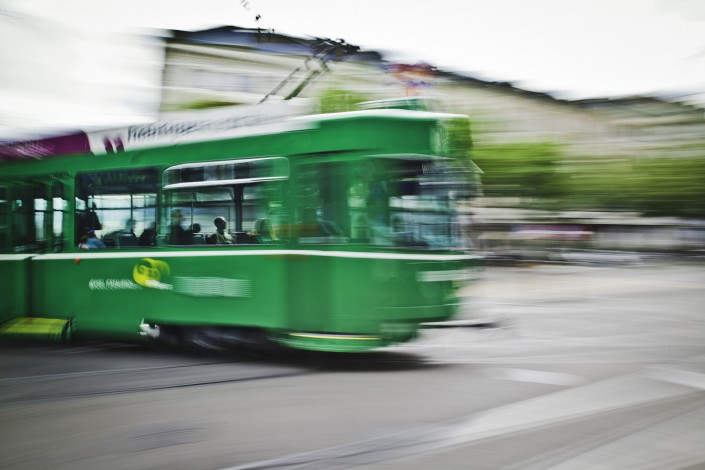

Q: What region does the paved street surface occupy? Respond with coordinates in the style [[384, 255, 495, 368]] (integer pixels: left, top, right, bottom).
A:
[[1, 261, 704, 470]]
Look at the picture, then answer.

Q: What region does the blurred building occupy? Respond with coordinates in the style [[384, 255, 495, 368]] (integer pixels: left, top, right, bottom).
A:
[[159, 27, 383, 111], [572, 96, 705, 159], [435, 75, 705, 161], [158, 26, 705, 161]]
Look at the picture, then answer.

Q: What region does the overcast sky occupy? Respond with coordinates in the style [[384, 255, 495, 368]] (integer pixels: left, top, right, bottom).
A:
[[1, 0, 704, 139]]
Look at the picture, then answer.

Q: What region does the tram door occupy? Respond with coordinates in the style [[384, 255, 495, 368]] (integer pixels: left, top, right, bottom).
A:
[[287, 162, 352, 331], [0, 176, 68, 321]]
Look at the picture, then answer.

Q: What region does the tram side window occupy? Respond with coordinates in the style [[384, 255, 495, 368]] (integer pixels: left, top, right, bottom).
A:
[[162, 182, 287, 246], [8, 180, 68, 253], [75, 169, 158, 249], [10, 182, 48, 253], [242, 183, 285, 244], [161, 157, 289, 246], [163, 188, 233, 246]]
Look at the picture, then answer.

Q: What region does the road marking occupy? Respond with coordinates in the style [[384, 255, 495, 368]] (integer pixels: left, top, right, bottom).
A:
[[483, 367, 586, 386], [504, 396, 705, 470], [443, 373, 693, 447], [219, 368, 700, 470], [646, 367, 705, 390]]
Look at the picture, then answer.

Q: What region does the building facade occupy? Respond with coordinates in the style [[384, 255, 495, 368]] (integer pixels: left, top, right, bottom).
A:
[[159, 26, 705, 164]]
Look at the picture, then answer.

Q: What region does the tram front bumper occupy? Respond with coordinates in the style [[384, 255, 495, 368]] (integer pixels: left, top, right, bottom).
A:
[[273, 331, 392, 353]]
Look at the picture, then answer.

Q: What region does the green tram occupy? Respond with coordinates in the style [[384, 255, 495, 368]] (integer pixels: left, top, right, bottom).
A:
[[0, 102, 479, 352]]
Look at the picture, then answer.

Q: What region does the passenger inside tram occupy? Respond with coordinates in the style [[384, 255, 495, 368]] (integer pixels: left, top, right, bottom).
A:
[[250, 218, 276, 243], [168, 209, 192, 245], [211, 217, 234, 245], [139, 222, 157, 246], [78, 230, 106, 249]]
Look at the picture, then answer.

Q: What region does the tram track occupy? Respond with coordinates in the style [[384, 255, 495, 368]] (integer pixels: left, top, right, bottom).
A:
[[0, 360, 238, 385], [0, 345, 440, 408], [0, 350, 313, 407], [0, 370, 311, 407]]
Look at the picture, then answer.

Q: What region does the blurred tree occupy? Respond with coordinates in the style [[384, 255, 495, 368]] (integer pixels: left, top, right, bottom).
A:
[[443, 117, 482, 197], [444, 117, 473, 160], [561, 159, 637, 211], [455, 112, 705, 217], [167, 100, 239, 111], [631, 156, 705, 217], [562, 155, 705, 218], [471, 141, 566, 202], [318, 89, 370, 113]]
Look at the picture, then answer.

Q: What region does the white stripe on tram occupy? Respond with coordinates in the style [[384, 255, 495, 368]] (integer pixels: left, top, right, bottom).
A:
[[0, 254, 36, 261], [31, 250, 481, 262]]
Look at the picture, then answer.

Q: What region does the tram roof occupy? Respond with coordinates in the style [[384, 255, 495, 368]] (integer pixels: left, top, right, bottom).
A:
[[293, 108, 468, 123], [0, 101, 466, 163]]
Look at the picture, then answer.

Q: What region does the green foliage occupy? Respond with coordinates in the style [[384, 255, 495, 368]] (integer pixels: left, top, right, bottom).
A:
[[631, 157, 705, 217], [165, 100, 240, 111], [560, 159, 637, 211], [562, 156, 705, 217], [471, 141, 566, 201], [468, 133, 705, 217], [318, 89, 371, 114], [443, 117, 482, 197], [444, 117, 473, 160]]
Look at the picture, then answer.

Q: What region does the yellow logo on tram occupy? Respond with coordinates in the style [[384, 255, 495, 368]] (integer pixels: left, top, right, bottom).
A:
[[133, 258, 172, 290]]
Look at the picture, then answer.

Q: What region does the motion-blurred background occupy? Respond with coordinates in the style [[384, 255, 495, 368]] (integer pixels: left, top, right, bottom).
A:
[[2, 0, 705, 260]]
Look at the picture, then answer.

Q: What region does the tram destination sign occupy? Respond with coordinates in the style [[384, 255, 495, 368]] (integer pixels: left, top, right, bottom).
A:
[[0, 132, 90, 161]]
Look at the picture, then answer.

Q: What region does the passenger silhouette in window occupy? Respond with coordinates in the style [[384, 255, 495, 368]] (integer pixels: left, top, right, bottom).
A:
[[139, 222, 157, 246], [79, 230, 106, 249], [169, 209, 191, 245], [251, 218, 276, 243], [212, 217, 234, 244]]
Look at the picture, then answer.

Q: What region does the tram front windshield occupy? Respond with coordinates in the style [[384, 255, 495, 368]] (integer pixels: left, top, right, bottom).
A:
[[160, 155, 472, 249], [299, 155, 472, 250]]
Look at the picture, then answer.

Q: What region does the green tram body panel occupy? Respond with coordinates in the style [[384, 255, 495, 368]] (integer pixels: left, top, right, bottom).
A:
[[30, 251, 471, 348], [0, 256, 32, 324], [0, 108, 479, 352]]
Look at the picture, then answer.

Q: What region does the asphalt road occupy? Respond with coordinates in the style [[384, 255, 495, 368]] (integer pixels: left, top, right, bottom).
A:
[[1, 261, 704, 470]]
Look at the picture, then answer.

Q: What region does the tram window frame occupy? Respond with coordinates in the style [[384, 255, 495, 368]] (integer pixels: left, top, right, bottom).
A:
[[51, 180, 68, 252], [75, 168, 158, 249], [161, 157, 289, 246]]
